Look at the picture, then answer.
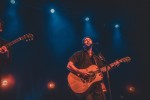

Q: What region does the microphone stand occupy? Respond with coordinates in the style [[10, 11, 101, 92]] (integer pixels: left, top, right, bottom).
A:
[[102, 56, 113, 100], [94, 45, 113, 100]]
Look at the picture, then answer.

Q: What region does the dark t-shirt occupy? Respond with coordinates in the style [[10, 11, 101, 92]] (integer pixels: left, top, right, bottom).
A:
[[69, 50, 106, 99], [69, 50, 104, 69]]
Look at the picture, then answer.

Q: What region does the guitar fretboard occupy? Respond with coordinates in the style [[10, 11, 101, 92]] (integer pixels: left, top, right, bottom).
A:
[[5, 37, 22, 48]]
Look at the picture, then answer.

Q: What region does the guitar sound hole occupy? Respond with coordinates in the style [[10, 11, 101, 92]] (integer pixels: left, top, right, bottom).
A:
[[81, 72, 96, 83]]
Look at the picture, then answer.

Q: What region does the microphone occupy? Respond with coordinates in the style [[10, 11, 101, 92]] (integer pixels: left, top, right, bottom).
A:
[[91, 42, 99, 46]]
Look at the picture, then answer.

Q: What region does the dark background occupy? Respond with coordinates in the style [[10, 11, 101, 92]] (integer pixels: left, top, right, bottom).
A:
[[0, 0, 150, 100]]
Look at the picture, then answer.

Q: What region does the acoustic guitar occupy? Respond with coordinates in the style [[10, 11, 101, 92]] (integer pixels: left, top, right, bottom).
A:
[[67, 57, 131, 94]]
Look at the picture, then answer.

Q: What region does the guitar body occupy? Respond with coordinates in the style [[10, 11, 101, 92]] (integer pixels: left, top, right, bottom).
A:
[[67, 65, 103, 94]]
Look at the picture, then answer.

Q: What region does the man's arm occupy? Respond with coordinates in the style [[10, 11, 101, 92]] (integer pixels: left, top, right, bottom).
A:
[[67, 61, 89, 76], [67, 61, 79, 73]]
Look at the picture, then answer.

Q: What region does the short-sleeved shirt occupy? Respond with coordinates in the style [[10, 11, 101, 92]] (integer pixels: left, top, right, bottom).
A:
[[69, 50, 104, 69], [69, 50, 106, 98]]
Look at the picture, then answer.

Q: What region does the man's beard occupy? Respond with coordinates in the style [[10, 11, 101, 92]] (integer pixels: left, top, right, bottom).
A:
[[83, 45, 92, 50]]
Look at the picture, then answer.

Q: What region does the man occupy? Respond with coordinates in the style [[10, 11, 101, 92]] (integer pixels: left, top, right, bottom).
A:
[[0, 19, 11, 69], [67, 37, 119, 100]]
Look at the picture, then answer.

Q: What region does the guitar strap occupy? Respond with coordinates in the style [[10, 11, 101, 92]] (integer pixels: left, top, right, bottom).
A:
[[93, 55, 102, 72]]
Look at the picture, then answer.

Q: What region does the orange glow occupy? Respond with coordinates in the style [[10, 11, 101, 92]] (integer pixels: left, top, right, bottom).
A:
[[126, 85, 136, 94], [47, 81, 56, 90], [1, 75, 15, 89]]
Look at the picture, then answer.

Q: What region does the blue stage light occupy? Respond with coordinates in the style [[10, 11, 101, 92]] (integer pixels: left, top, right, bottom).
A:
[[10, 0, 15, 4], [85, 17, 90, 21], [50, 9, 55, 13], [115, 24, 119, 28]]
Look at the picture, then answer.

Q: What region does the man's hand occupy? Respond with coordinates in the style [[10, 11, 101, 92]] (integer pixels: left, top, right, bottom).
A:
[[77, 69, 89, 77], [0, 46, 8, 54]]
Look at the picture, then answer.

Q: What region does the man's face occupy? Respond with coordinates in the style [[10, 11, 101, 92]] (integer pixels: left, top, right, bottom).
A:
[[83, 37, 93, 47]]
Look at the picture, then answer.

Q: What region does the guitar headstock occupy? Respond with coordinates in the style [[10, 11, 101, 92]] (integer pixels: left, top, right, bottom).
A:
[[20, 33, 34, 42], [110, 56, 131, 68], [118, 56, 131, 63]]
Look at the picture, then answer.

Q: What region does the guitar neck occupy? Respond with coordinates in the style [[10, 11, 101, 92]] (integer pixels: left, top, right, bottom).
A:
[[91, 62, 118, 74], [109, 62, 118, 68], [99, 59, 122, 72], [107, 58, 129, 69], [5, 37, 22, 48]]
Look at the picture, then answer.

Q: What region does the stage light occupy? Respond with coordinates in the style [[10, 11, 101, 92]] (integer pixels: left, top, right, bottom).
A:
[[85, 17, 90, 21], [10, 0, 15, 4], [126, 85, 136, 94], [128, 86, 135, 93], [115, 24, 119, 28], [50, 9, 55, 13], [1, 80, 8, 87], [47, 81, 56, 90], [1, 75, 15, 89]]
